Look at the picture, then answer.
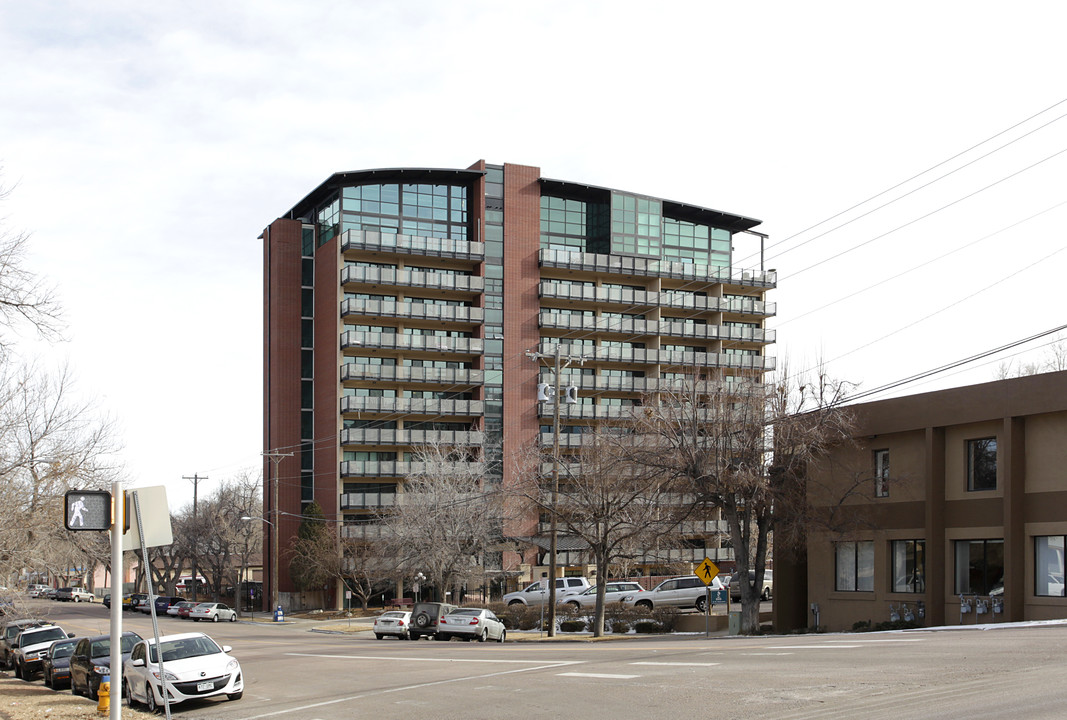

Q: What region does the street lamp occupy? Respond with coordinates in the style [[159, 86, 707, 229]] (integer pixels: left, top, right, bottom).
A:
[[242, 515, 275, 618]]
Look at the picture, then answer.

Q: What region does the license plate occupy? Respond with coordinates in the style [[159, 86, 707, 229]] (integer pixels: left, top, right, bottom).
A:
[[197, 681, 214, 692]]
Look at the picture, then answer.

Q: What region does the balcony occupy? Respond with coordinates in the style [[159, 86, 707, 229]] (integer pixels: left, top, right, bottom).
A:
[[341, 266, 484, 294], [341, 460, 487, 478], [536, 404, 636, 421], [341, 524, 386, 540], [539, 249, 776, 288], [339, 491, 398, 510], [342, 299, 484, 325], [539, 312, 775, 344], [340, 396, 484, 417], [540, 281, 776, 317], [541, 374, 767, 396], [341, 229, 485, 261], [341, 428, 484, 447], [341, 332, 484, 355], [536, 342, 775, 371], [341, 364, 484, 386]]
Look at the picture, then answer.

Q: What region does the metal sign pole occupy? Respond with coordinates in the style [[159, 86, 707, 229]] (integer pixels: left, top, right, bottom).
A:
[[109, 483, 122, 720]]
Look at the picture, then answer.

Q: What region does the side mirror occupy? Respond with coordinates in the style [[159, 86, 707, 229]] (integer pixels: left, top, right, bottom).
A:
[[67, 633, 76, 638], [222, 645, 232, 653], [131, 658, 145, 667]]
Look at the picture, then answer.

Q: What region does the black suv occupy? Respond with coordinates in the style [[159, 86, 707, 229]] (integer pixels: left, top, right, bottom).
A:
[[408, 602, 457, 641]]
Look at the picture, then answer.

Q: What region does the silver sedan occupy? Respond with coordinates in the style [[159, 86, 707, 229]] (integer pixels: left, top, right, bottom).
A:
[[563, 581, 647, 610], [436, 608, 506, 642], [189, 602, 238, 623]]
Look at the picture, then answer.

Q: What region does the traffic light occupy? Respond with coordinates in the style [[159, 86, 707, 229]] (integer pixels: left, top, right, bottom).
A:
[[64, 490, 112, 531]]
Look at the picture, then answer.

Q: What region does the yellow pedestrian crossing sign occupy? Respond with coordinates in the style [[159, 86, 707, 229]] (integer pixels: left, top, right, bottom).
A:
[[696, 558, 719, 586]]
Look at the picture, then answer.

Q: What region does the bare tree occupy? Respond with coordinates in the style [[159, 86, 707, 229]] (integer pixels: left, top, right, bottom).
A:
[[381, 441, 507, 602], [534, 426, 683, 636], [0, 177, 63, 351], [996, 335, 1067, 378], [627, 369, 855, 634], [286, 515, 394, 612], [0, 363, 120, 590]]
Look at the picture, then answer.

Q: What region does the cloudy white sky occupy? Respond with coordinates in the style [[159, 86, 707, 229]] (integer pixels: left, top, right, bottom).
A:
[[1, 1, 1065, 510]]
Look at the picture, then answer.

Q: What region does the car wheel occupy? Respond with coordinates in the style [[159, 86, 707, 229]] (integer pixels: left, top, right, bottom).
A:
[[146, 683, 158, 713], [567, 601, 581, 610], [408, 633, 420, 641], [193, 618, 200, 622], [14, 661, 22, 679], [507, 600, 523, 607], [375, 634, 384, 640], [762, 588, 771, 601], [695, 596, 708, 613], [88, 678, 99, 701], [44, 668, 52, 689], [125, 679, 138, 708], [497, 629, 506, 643], [228, 691, 243, 701], [74, 596, 80, 603], [478, 629, 488, 643], [229, 612, 237, 622], [212, 614, 219, 623], [636, 600, 653, 611], [434, 633, 448, 641]]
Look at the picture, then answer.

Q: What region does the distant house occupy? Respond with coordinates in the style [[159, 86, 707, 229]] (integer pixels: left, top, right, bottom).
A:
[[775, 370, 1067, 633]]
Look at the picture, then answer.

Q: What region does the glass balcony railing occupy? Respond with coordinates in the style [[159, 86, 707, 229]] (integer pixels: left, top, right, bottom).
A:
[[340, 460, 487, 478], [536, 342, 775, 371], [339, 492, 398, 510], [341, 364, 484, 386], [342, 299, 484, 324], [341, 332, 483, 355], [341, 266, 484, 293], [539, 281, 776, 317], [341, 229, 485, 260], [340, 396, 484, 416], [539, 249, 777, 288], [538, 312, 775, 344], [341, 524, 385, 540], [536, 374, 766, 396], [340, 429, 485, 446]]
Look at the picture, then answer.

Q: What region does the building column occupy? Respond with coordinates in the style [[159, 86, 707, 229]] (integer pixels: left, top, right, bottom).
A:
[[925, 426, 946, 626], [1002, 416, 1026, 622]]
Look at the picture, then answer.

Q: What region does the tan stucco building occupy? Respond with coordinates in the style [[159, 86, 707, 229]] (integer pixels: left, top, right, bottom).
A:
[[776, 370, 1067, 632]]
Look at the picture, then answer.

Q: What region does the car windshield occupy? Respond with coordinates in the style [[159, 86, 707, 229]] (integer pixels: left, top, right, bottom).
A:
[[25, 628, 67, 644], [51, 642, 76, 658], [149, 636, 222, 663], [450, 609, 482, 616], [91, 635, 138, 658], [379, 612, 405, 619]]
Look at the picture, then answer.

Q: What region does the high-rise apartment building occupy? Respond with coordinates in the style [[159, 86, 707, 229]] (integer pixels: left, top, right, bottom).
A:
[[261, 161, 775, 609]]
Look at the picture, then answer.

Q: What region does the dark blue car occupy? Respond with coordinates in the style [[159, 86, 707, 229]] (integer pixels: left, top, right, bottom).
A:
[[42, 638, 77, 689]]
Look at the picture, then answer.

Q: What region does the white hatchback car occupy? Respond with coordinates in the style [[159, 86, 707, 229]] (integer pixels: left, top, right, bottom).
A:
[[373, 611, 411, 640], [123, 632, 243, 711], [437, 608, 506, 642]]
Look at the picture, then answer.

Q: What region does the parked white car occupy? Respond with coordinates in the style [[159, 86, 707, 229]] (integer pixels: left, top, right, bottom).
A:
[[124, 632, 243, 711], [437, 608, 506, 642], [503, 577, 592, 606], [623, 574, 725, 612], [189, 603, 237, 623], [373, 611, 411, 640], [563, 581, 647, 610]]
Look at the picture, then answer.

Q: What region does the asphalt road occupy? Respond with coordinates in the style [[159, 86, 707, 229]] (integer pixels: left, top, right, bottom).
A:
[[19, 599, 1067, 720]]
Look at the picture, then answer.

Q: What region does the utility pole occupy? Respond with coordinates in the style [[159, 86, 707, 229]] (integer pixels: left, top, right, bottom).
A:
[[527, 344, 582, 637], [262, 450, 293, 617], [182, 474, 206, 603]]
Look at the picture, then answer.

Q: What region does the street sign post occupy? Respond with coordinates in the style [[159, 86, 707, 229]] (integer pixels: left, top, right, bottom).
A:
[[696, 557, 720, 638]]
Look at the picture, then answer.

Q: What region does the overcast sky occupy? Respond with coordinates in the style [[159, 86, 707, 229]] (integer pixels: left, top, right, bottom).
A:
[[2, 1, 1065, 510]]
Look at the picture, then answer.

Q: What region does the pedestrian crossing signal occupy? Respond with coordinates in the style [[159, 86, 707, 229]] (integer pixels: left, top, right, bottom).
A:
[[64, 490, 112, 531]]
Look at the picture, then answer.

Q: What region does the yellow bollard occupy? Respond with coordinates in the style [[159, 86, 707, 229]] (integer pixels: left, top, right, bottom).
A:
[[97, 677, 110, 715]]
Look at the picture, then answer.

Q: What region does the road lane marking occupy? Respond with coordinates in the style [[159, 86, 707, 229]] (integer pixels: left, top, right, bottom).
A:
[[742, 652, 794, 656], [763, 648, 862, 652], [823, 638, 926, 643], [558, 672, 640, 679], [630, 661, 721, 667], [285, 652, 578, 665], [236, 661, 583, 720]]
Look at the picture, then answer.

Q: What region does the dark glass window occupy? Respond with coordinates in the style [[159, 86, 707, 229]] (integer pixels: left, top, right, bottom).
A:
[[1035, 536, 1066, 597], [874, 449, 889, 498], [954, 539, 1004, 594], [891, 540, 924, 592], [835, 541, 874, 591], [967, 438, 997, 491]]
